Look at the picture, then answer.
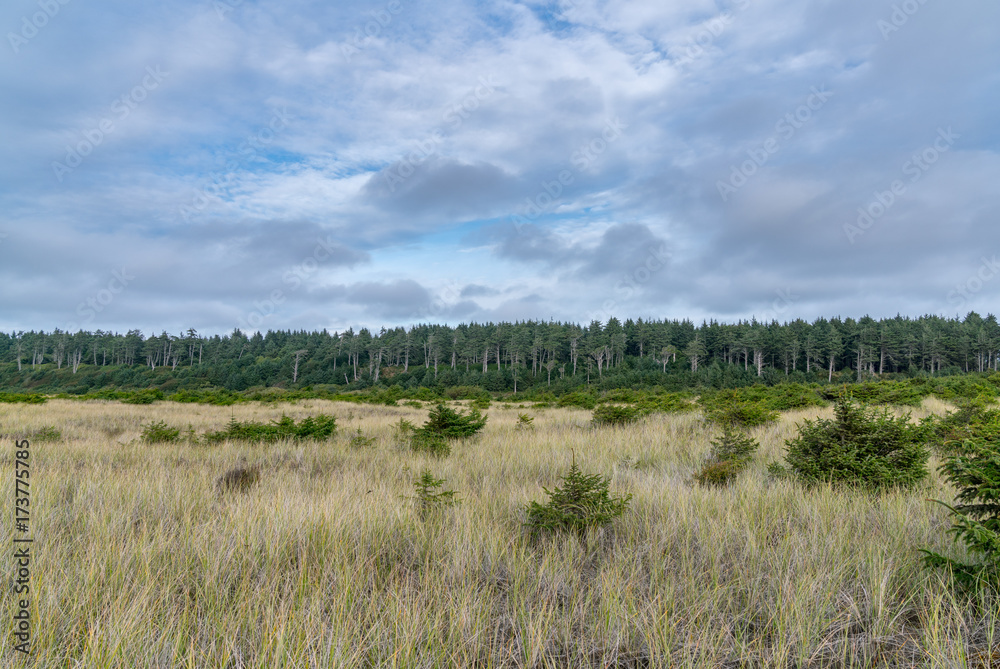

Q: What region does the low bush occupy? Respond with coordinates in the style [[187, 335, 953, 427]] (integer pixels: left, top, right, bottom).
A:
[[203, 414, 337, 444], [783, 397, 930, 490], [930, 396, 1000, 455], [215, 465, 261, 493], [591, 404, 641, 427], [700, 390, 779, 428], [141, 420, 181, 444], [348, 428, 376, 448], [121, 389, 165, 405], [557, 391, 598, 410], [524, 456, 631, 538], [694, 425, 759, 487], [417, 403, 487, 440], [30, 425, 62, 442], [0, 393, 47, 404]]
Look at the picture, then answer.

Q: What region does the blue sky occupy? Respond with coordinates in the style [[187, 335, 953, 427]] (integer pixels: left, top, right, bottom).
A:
[[1, 0, 998, 335]]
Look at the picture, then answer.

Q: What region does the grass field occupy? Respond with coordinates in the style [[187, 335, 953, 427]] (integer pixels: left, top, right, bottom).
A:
[[1, 398, 997, 668]]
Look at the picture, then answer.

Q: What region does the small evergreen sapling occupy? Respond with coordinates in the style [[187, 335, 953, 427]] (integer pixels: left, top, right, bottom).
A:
[[922, 438, 1000, 592], [694, 424, 759, 486], [410, 403, 487, 456], [524, 454, 632, 537], [410, 469, 458, 518]]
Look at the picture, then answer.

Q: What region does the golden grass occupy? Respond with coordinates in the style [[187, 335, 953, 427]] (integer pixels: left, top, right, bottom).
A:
[[0, 398, 996, 667]]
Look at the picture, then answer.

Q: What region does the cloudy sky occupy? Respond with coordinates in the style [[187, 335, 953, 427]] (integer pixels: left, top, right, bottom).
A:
[[1, 0, 998, 336]]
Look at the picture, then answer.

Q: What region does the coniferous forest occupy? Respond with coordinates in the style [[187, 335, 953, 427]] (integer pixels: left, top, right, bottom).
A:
[[2, 312, 998, 396]]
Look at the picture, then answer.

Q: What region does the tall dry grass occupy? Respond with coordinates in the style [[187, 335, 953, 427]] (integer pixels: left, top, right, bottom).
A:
[[0, 398, 996, 668]]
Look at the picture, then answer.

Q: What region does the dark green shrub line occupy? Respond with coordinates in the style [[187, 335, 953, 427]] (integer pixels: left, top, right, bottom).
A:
[[203, 414, 337, 444], [0, 392, 46, 404]]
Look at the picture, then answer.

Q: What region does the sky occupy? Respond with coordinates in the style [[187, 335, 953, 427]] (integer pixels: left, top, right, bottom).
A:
[[1, 0, 998, 336]]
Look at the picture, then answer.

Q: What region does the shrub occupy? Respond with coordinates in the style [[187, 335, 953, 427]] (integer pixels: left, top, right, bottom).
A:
[[417, 403, 487, 440], [783, 397, 930, 490], [121, 389, 165, 405], [557, 391, 598, 410], [203, 414, 337, 444], [348, 428, 375, 448], [30, 425, 62, 442], [410, 469, 458, 517], [591, 404, 640, 427], [0, 393, 46, 404], [705, 401, 778, 428], [516, 413, 534, 429], [700, 389, 779, 428], [524, 456, 632, 537], [410, 431, 451, 457], [215, 465, 260, 493], [694, 425, 759, 487], [930, 396, 1000, 455], [470, 396, 491, 411], [141, 420, 181, 444], [922, 438, 1000, 593]]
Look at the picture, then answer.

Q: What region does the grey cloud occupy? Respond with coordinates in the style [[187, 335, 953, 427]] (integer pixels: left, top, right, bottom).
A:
[[345, 279, 432, 319], [361, 157, 520, 219], [459, 283, 499, 297]]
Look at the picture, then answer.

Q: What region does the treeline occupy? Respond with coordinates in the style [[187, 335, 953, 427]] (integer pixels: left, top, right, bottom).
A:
[[1, 312, 998, 395]]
